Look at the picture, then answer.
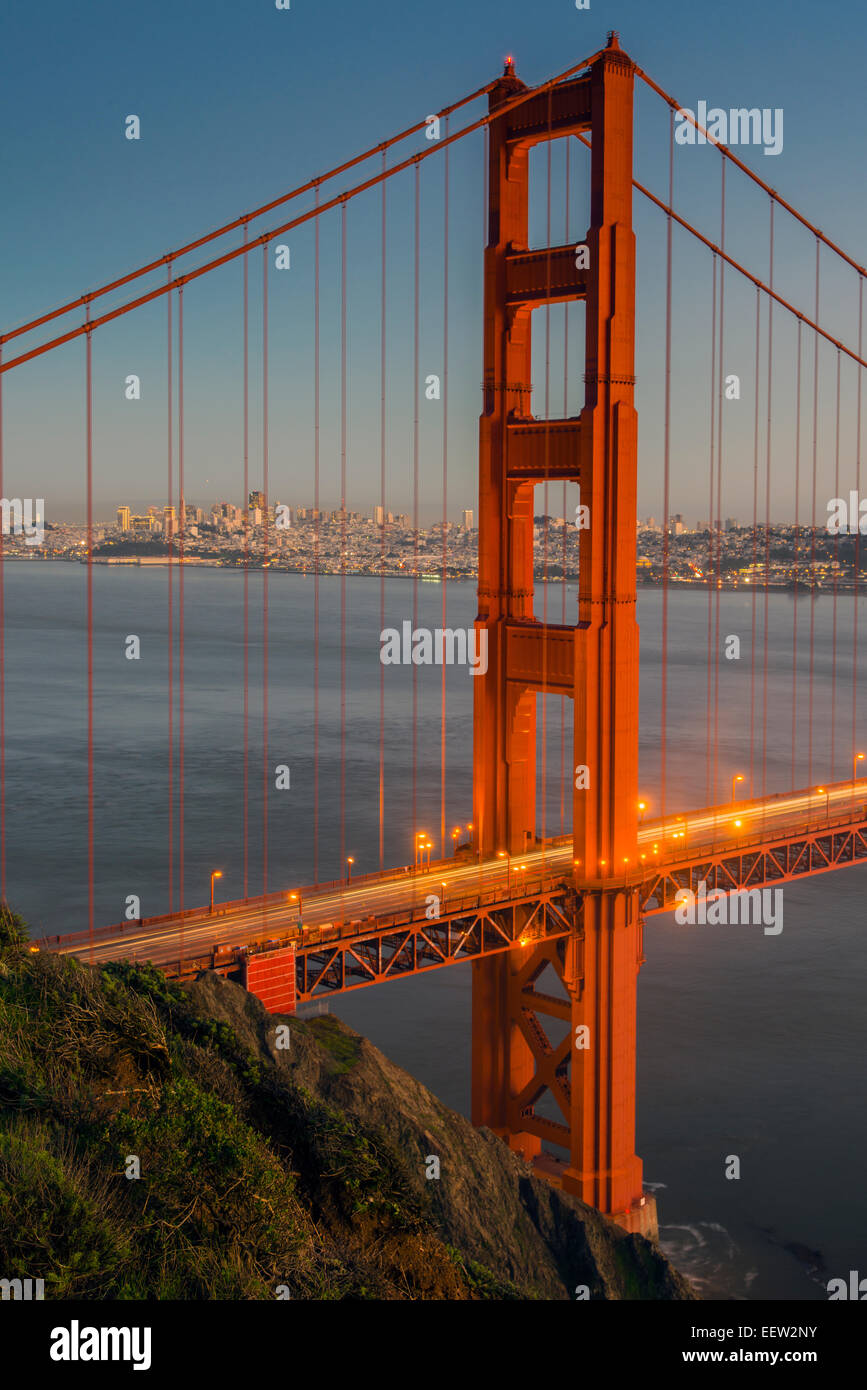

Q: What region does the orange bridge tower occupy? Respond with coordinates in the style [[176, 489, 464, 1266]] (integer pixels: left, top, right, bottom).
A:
[[471, 33, 655, 1238]]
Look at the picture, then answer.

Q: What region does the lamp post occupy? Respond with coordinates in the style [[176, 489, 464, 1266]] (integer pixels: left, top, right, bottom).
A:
[[854, 752, 865, 786], [346, 857, 354, 883], [638, 800, 647, 824], [817, 786, 830, 819], [452, 827, 460, 855], [497, 849, 511, 896], [289, 890, 302, 925], [441, 880, 447, 912], [732, 773, 744, 805], [209, 870, 223, 914]]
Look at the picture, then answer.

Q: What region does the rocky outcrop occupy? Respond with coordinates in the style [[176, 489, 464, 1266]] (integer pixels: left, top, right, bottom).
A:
[[184, 972, 696, 1301]]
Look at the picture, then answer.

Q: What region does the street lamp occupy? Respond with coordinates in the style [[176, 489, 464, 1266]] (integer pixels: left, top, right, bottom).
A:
[[346, 857, 354, 883], [854, 752, 865, 785], [441, 880, 447, 911], [732, 773, 744, 804], [817, 786, 830, 818], [638, 800, 647, 824], [209, 870, 223, 914], [452, 827, 460, 854], [497, 849, 511, 895]]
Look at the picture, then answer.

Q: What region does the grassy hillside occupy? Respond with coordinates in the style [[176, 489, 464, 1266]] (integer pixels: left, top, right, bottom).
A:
[[0, 909, 695, 1301]]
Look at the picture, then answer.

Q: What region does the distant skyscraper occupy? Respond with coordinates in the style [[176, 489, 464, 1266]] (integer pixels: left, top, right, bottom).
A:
[[117, 506, 130, 531], [248, 490, 265, 512], [462, 509, 474, 530], [725, 516, 739, 531], [373, 505, 384, 526]]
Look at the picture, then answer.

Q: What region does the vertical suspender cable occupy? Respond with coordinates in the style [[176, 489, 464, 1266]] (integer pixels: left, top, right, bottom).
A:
[[412, 165, 420, 839], [166, 269, 174, 911], [831, 350, 841, 775], [379, 157, 387, 872], [86, 307, 94, 948], [314, 188, 321, 882], [440, 119, 450, 860], [855, 280, 863, 758], [706, 255, 717, 807], [791, 319, 802, 788], [541, 102, 553, 855], [0, 346, 5, 901], [262, 246, 270, 900], [561, 138, 571, 835], [808, 238, 819, 786], [661, 110, 673, 834], [178, 287, 185, 922], [340, 201, 347, 879], [762, 201, 775, 803], [750, 290, 761, 795], [713, 162, 726, 816], [242, 226, 250, 897]]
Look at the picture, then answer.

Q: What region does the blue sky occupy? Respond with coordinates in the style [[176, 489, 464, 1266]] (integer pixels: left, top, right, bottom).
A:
[[1, 0, 865, 523]]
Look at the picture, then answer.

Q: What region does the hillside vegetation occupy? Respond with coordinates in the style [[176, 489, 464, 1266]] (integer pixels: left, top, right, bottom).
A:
[[0, 908, 694, 1300]]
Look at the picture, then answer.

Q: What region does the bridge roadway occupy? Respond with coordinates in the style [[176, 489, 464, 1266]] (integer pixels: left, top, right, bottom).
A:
[[45, 778, 867, 968]]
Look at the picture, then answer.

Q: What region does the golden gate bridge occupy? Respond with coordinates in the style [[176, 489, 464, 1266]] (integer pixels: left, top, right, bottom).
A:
[[3, 32, 867, 1240]]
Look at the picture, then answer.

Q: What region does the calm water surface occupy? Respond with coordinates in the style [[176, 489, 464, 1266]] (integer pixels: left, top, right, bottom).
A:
[[4, 562, 866, 1299]]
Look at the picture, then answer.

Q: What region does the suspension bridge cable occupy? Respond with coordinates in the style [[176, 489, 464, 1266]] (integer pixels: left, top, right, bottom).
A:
[[635, 69, 867, 282], [0, 82, 500, 350], [0, 58, 603, 377]]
